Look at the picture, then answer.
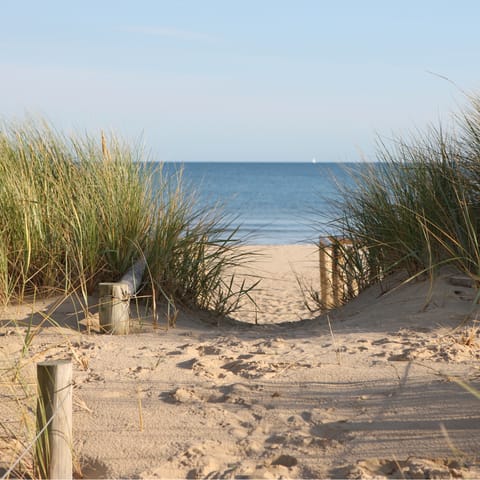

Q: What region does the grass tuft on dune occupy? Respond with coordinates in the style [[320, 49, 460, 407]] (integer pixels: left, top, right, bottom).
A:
[[327, 94, 480, 301], [0, 118, 257, 315]]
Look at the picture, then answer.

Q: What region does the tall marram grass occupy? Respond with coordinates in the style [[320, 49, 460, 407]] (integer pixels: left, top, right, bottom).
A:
[[327, 94, 480, 299], [0, 118, 256, 315]]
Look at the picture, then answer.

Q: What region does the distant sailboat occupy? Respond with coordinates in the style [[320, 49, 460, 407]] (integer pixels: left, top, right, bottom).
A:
[[312, 157, 317, 164]]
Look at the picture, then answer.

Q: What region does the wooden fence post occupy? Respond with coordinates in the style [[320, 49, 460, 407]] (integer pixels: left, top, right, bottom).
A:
[[330, 237, 341, 308], [36, 360, 72, 480], [99, 282, 130, 334], [318, 239, 331, 308]]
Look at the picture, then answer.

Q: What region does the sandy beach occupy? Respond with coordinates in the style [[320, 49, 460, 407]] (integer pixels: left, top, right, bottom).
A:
[[1, 244, 480, 479]]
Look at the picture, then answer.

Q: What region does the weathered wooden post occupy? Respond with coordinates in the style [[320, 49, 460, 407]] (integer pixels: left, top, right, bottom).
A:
[[330, 236, 341, 308], [98, 258, 146, 335], [318, 238, 331, 309], [343, 240, 357, 299], [98, 282, 130, 334], [36, 360, 72, 480]]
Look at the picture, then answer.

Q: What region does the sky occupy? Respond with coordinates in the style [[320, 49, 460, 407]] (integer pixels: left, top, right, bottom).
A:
[[2, 1, 480, 162]]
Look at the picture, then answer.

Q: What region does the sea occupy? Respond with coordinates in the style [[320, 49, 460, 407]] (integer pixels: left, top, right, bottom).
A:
[[161, 162, 361, 245]]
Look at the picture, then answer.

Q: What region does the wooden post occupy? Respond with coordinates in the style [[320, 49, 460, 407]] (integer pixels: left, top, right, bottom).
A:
[[343, 241, 357, 299], [36, 360, 72, 480], [331, 238, 340, 308], [318, 239, 330, 308], [99, 282, 130, 334]]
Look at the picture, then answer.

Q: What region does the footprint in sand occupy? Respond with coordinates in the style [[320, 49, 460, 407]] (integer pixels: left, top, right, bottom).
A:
[[307, 419, 354, 450], [125, 365, 151, 379], [77, 456, 110, 479], [178, 337, 315, 381], [267, 409, 351, 454], [71, 340, 99, 352], [221, 358, 294, 379], [169, 385, 226, 404], [331, 457, 480, 479], [371, 337, 395, 346], [352, 339, 370, 351], [167, 381, 258, 407], [221, 382, 253, 405], [251, 338, 288, 354], [84, 371, 105, 383], [139, 440, 241, 479], [196, 344, 223, 356]]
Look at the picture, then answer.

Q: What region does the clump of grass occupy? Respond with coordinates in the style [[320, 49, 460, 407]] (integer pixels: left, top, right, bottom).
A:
[[0, 117, 257, 316], [321, 94, 480, 302]]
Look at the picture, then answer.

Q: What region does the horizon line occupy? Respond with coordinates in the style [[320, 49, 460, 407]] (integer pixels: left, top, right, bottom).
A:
[[152, 160, 379, 164]]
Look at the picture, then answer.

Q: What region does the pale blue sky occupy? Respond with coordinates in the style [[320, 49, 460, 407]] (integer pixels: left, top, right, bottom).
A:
[[2, 1, 480, 162]]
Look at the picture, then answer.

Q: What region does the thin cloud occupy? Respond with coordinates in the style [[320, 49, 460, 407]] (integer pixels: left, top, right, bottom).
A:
[[122, 25, 215, 42]]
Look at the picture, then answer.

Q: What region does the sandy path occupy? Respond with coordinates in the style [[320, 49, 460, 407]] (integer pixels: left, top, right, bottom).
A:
[[1, 245, 480, 479], [232, 244, 320, 324]]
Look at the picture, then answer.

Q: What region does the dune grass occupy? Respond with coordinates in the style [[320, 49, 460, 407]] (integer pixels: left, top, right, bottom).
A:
[[0, 118, 257, 316], [321, 95, 480, 304]]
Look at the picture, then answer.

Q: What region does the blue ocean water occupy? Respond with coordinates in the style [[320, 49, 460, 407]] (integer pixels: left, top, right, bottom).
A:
[[162, 162, 358, 245]]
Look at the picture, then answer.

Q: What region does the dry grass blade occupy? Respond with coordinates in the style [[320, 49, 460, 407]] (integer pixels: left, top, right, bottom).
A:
[[326, 315, 341, 365]]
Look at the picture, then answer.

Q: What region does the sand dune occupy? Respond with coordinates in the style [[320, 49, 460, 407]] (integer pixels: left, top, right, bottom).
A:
[[1, 245, 480, 479]]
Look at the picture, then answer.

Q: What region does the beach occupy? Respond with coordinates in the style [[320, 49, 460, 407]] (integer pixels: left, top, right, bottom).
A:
[[3, 2, 480, 477], [1, 244, 480, 479]]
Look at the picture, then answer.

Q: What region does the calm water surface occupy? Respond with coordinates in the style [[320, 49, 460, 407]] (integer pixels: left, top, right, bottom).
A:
[[160, 162, 360, 245]]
